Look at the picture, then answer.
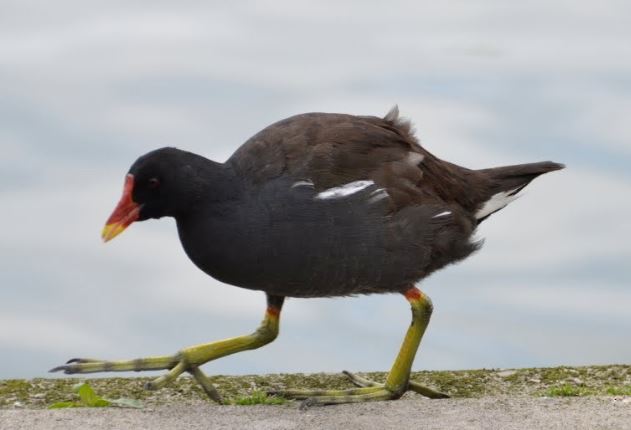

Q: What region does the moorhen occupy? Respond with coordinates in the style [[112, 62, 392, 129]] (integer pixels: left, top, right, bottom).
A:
[[52, 106, 564, 406]]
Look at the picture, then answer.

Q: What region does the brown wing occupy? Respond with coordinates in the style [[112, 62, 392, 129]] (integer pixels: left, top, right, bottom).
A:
[[228, 106, 486, 211], [228, 106, 447, 210]]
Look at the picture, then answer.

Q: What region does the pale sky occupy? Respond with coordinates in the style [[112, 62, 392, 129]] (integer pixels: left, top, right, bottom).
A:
[[1, 1, 630, 379]]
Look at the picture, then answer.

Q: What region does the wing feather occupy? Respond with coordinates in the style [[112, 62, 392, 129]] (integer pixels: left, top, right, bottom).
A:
[[228, 107, 433, 210]]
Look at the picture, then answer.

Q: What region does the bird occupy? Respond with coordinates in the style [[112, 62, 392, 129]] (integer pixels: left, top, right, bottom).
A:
[[51, 106, 564, 407]]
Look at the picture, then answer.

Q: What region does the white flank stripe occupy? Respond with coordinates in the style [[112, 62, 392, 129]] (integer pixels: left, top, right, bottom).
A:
[[315, 180, 374, 200], [291, 180, 314, 189], [475, 188, 521, 220], [368, 188, 389, 204], [433, 210, 451, 218]]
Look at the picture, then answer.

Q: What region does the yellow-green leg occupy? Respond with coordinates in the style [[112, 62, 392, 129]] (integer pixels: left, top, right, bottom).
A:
[[273, 287, 448, 407], [50, 295, 285, 404], [342, 370, 448, 399]]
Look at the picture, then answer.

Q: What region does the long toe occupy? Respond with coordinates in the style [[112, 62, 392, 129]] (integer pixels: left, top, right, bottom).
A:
[[408, 380, 450, 399], [50, 355, 179, 374], [342, 371, 382, 388], [65, 358, 100, 364], [273, 385, 390, 405], [50, 354, 224, 403], [272, 371, 449, 408], [299, 388, 399, 409]]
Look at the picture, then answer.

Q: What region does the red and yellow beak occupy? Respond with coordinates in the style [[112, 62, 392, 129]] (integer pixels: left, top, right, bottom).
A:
[[101, 174, 141, 242]]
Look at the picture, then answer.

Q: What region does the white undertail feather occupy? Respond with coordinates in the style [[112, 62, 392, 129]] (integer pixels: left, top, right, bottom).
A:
[[315, 180, 375, 200], [475, 188, 521, 220]]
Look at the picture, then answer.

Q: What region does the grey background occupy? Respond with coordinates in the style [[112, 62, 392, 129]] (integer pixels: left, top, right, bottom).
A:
[[1, 1, 629, 379]]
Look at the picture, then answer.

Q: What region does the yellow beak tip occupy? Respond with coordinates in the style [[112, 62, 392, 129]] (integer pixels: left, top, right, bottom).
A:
[[101, 223, 126, 243]]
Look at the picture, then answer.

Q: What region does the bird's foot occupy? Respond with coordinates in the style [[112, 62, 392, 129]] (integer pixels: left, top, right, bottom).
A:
[[269, 370, 448, 409], [269, 385, 398, 409], [50, 352, 223, 403], [344, 371, 449, 399], [50, 299, 283, 405]]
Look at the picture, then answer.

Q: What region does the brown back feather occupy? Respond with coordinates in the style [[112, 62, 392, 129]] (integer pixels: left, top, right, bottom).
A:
[[229, 107, 489, 214]]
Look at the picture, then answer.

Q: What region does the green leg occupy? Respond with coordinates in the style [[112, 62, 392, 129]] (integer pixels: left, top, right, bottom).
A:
[[275, 287, 448, 407], [50, 295, 285, 403]]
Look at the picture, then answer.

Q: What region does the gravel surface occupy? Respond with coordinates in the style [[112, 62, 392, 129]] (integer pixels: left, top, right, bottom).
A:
[[2, 397, 631, 430], [2, 367, 630, 429], [3, 365, 631, 408]]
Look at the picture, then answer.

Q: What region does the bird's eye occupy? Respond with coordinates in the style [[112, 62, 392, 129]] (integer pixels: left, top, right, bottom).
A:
[[148, 177, 160, 189]]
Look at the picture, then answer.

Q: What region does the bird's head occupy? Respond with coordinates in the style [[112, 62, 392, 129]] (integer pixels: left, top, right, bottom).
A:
[[101, 147, 209, 242]]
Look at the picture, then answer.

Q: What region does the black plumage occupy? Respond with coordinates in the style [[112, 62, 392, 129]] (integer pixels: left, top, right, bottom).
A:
[[52, 107, 563, 406], [128, 107, 562, 298]]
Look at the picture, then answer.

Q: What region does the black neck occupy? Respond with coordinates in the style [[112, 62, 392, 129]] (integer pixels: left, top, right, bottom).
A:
[[173, 158, 241, 220]]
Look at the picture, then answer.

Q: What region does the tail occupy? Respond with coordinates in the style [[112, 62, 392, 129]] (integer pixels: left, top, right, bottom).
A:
[[475, 161, 565, 222]]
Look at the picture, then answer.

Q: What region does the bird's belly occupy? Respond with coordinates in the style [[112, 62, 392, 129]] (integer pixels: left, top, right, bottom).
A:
[[177, 190, 477, 298], [178, 213, 424, 298], [242, 232, 398, 297], [206, 228, 409, 297]]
